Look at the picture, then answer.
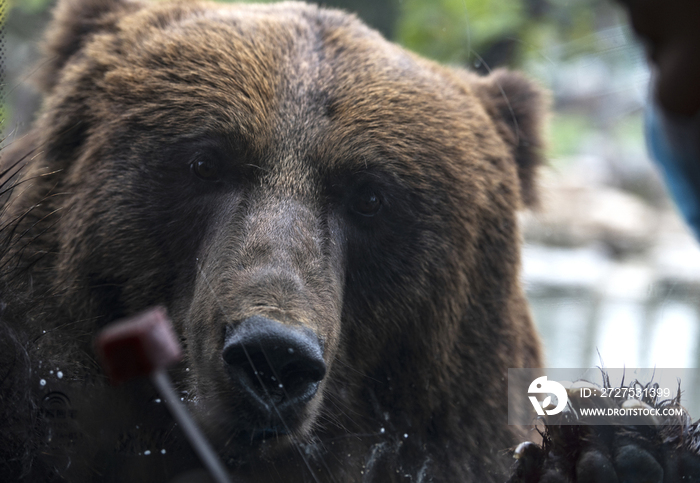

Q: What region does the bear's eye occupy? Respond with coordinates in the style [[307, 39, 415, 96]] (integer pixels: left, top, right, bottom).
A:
[[350, 187, 382, 217], [190, 159, 220, 181]]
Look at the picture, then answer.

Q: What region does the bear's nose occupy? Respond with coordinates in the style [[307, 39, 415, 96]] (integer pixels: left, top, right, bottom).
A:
[[222, 316, 326, 413]]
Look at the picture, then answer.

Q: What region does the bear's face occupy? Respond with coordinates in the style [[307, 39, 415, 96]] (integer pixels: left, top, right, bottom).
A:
[[7, 0, 545, 474]]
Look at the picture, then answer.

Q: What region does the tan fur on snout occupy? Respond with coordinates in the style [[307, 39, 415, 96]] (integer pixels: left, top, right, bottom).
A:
[[185, 192, 343, 443]]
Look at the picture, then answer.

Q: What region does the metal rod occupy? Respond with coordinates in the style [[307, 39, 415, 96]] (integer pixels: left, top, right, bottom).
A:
[[151, 369, 232, 483]]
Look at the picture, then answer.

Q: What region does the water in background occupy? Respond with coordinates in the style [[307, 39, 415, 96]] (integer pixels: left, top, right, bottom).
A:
[[521, 20, 700, 417]]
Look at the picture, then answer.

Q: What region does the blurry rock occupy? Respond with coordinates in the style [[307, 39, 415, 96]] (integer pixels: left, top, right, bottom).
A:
[[523, 163, 660, 255]]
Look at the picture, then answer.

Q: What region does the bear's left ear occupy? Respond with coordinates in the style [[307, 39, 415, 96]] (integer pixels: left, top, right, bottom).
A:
[[39, 0, 140, 93], [470, 69, 548, 208]]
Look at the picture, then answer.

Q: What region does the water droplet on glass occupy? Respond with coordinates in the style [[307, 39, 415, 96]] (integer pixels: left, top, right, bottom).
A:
[[155, 398, 161, 403], [180, 397, 184, 401], [144, 450, 151, 455], [49, 370, 54, 374], [380, 427, 385, 434], [42, 330, 46, 334], [161, 449, 166, 454], [278, 384, 283, 388], [185, 368, 190, 372], [403, 433, 408, 439], [39, 379, 46, 386], [57, 371, 63, 379]]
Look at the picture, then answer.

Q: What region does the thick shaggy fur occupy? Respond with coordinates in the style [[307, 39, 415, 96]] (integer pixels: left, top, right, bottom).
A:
[[0, 1, 547, 481]]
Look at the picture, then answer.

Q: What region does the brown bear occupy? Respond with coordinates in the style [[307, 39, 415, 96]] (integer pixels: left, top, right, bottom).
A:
[[0, 0, 545, 481]]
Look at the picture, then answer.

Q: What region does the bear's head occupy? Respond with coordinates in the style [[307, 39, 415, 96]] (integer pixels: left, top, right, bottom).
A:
[[3, 0, 545, 479]]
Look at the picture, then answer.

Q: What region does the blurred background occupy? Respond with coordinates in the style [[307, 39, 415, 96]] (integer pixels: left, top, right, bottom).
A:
[[4, 0, 700, 413]]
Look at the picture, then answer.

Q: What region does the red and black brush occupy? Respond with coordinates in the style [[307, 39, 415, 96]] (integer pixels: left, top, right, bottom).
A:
[[96, 307, 232, 483]]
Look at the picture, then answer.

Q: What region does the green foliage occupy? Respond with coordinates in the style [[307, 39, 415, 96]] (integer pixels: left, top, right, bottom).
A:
[[393, 0, 621, 71], [396, 0, 524, 64], [11, 0, 53, 14], [547, 112, 593, 161]]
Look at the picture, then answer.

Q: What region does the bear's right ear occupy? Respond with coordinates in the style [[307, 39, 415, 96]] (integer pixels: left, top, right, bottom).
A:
[[468, 69, 549, 208], [39, 0, 140, 92]]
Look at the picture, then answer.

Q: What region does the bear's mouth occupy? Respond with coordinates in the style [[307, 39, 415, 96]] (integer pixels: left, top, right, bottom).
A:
[[245, 426, 291, 442], [218, 391, 309, 440]]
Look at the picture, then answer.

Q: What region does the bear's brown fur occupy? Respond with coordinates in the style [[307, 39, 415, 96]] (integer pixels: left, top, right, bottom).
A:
[[0, 0, 546, 481]]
